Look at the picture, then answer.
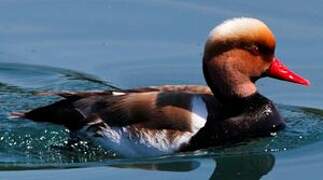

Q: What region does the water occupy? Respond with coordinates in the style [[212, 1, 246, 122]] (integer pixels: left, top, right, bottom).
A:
[[1, 0, 323, 179]]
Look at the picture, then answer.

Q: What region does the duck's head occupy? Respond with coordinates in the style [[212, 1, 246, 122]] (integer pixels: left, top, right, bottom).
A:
[[203, 17, 310, 101]]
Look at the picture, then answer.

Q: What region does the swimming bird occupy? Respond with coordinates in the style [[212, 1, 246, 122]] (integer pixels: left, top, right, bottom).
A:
[[12, 17, 310, 157]]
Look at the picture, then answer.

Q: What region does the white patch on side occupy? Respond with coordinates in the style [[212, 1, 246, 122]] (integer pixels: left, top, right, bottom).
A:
[[190, 96, 208, 133], [112, 91, 126, 96], [208, 17, 268, 41], [78, 125, 138, 157], [79, 125, 193, 157]]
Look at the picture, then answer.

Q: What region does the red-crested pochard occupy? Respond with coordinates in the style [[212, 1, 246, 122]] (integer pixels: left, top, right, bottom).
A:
[[12, 17, 310, 157]]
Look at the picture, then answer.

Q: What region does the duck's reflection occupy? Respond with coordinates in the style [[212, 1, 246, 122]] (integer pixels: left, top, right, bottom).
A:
[[112, 160, 200, 172], [111, 153, 275, 179], [210, 153, 275, 180]]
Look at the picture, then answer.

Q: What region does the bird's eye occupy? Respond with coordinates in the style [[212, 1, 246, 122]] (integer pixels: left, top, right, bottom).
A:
[[247, 45, 260, 55]]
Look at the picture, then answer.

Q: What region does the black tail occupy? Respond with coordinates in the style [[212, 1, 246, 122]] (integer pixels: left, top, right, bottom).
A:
[[23, 99, 86, 130]]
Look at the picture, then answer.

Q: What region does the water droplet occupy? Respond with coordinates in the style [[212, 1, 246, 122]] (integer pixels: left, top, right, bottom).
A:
[[270, 132, 277, 136]]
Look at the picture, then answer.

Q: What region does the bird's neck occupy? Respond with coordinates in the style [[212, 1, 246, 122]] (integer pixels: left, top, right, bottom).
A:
[[203, 61, 257, 103]]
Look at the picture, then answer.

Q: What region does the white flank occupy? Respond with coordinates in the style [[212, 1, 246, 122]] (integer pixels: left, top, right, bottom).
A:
[[80, 126, 192, 157], [190, 96, 208, 133]]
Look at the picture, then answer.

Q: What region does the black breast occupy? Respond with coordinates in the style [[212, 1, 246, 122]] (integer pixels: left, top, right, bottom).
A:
[[181, 92, 285, 151], [221, 92, 285, 136]]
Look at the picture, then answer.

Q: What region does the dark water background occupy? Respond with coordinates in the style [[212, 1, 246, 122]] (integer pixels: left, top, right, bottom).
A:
[[0, 0, 323, 179]]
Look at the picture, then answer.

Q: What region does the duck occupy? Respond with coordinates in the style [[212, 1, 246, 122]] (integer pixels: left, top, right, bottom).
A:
[[12, 17, 310, 157]]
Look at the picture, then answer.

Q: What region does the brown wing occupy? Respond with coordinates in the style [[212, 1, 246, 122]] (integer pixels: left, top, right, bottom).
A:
[[74, 91, 198, 132]]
